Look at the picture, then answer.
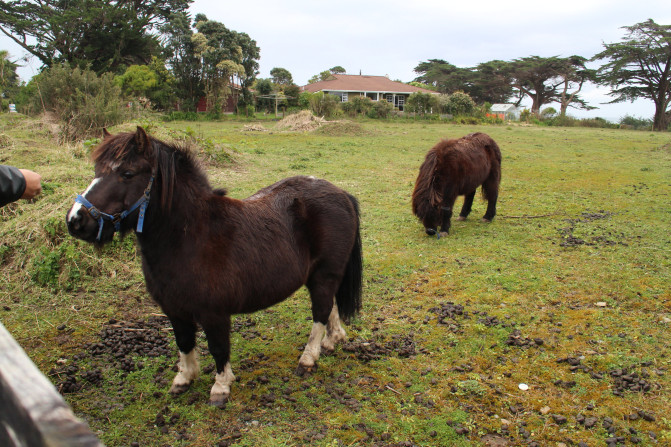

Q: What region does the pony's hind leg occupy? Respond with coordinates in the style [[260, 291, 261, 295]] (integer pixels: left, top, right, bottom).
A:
[[201, 316, 235, 408], [482, 178, 499, 222], [168, 317, 199, 395], [297, 277, 339, 376], [457, 191, 476, 221], [321, 303, 347, 355]]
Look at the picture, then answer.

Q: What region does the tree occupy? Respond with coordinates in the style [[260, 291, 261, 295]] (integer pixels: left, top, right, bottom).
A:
[[0, 50, 20, 101], [161, 13, 259, 112], [593, 19, 671, 131], [161, 12, 202, 110], [270, 67, 293, 86], [470, 60, 515, 104], [551, 56, 596, 117], [307, 66, 346, 84], [506, 56, 568, 115], [413, 59, 471, 94], [0, 0, 191, 74], [116, 58, 175, 110]]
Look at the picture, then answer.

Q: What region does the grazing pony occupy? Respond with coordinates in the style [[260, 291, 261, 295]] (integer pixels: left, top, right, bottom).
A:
[[66, 127, 363, 407], [412, 132, 501, 237]]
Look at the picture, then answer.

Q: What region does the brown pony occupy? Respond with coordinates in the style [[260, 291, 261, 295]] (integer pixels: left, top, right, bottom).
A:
[[66, 127, 362, 407], [412, 132, 501, 237]]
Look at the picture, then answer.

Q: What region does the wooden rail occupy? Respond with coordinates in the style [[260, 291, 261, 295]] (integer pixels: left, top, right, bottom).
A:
[[0, 322, 103, 447]]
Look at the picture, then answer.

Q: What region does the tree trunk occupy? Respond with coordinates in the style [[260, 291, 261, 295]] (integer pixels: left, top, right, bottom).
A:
[[653, 97, 669, 131]]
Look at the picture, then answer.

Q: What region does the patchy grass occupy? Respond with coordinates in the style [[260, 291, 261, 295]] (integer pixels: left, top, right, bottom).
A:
[[1, 115, 670, 446]]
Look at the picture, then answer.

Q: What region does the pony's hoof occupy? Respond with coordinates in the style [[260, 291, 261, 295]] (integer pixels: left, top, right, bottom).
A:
[[438, 231, 449, 239], [456, 216, 467, 221], [481, 218, 492, 223], [320, 345, 335, 356], [169, 383, 191, 395], [295, 363, 318, 377], [208, 395, 228, 409]]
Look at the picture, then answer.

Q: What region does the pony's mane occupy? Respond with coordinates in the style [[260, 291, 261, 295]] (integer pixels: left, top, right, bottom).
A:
[[411, 147, 439, 217], [92, 131, 211, 210]]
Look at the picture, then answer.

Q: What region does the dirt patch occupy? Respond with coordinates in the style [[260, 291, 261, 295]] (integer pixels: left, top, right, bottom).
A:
[[50, 316, 172, 394], [274, 110, 326, 132], [557, 210, 630, 247], [314, 121, 369, 136], [241, 124, 267, 132]]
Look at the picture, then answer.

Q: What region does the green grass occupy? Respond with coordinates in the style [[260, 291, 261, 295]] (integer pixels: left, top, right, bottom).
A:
[[1, 114, 670, 446]]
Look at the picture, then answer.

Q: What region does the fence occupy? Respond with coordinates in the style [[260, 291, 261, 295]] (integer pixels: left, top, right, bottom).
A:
[[0, 322, 103, 447]]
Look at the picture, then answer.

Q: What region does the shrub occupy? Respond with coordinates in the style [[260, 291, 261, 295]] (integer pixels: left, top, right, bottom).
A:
[[305, 92, 340, 118], [22, 64, 128, 141], [406, 92, 439, 116], [619, 115, 653, 130], [444, 91, 476, 116], [367, 100, 394, 119]]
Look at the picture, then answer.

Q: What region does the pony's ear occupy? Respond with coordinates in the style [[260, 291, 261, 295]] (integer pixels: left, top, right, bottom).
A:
[[134, 126, 151, 154], [102, 128, 111, 138]]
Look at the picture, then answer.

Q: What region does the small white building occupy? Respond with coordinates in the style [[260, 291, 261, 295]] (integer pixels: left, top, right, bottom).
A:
[[490, 104, 520, 120]]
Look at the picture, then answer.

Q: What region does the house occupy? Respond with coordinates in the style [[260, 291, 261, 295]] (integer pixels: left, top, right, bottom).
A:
[[301, 74, 437, 111], [490, 104, 520, 120]]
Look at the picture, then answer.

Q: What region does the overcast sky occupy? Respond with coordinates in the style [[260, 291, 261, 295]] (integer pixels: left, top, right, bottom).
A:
[[2, 0, 670, 120]]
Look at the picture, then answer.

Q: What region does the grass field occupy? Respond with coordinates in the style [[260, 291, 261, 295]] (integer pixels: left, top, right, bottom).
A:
[[1, 113, 670, 446]]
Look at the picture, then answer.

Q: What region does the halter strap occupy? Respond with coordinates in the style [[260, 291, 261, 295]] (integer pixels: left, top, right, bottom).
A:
[[75, 175, 154, 241]]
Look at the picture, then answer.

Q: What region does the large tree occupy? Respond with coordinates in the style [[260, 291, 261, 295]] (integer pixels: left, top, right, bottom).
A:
[[0, 0, 190, 74], [470, 60, 514, 104], [593, 19, 671, 131], [506, 56, 568, 115], [161, 13, 259, 111], [555, 55, 596, 117], [0, 49, 20, 100], [413, 59, 472, 94]]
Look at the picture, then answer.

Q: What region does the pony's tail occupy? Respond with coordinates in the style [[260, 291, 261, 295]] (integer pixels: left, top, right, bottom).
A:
[[336, 194, 363, 322], [481, 137, 502, 202]]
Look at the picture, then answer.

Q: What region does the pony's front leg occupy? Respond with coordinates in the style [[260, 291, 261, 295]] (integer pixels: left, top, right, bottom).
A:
[[457, 191, 476, 221], [168, 316, 199, 395], [321, 303, 347, 355], [201, 316, 235, 408], [439, 204, 454, 237]]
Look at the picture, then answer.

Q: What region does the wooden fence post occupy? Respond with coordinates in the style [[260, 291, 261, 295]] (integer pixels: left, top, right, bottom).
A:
[[0, 322, 104, 447]]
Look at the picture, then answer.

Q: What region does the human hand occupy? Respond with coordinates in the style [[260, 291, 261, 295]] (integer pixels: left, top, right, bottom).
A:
[[18, 169, 42, 200]]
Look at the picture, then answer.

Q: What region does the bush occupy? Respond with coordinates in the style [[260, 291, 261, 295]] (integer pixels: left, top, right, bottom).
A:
[[444, 91, 476, 116], [619, 115, 653, 130], [367, 100, 394, 119], [341, 96, 373, 117], [21, 64, 128, 141], [304, 92, 340, 118]]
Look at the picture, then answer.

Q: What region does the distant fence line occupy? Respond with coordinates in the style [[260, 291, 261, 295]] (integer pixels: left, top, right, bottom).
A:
[[0, 322, 103, 447]]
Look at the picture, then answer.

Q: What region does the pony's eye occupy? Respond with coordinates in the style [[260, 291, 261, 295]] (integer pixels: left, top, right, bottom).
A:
[[121, 171, 135, 180]]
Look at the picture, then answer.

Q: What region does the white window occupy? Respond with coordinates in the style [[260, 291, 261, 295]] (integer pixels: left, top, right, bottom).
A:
[[342, 92, 348, 102]]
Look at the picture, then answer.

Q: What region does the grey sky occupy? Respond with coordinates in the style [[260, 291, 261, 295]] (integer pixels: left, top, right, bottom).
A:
[[2, 0, 670, 120]]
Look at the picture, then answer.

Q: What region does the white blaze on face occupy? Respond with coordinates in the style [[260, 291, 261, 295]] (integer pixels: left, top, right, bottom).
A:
[[67, 177, 101, 222]]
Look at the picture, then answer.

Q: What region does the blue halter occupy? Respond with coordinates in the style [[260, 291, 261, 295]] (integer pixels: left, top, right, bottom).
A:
[[75, 175, 154, 241]]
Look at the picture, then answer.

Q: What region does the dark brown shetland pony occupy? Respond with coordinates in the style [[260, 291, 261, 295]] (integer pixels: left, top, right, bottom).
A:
[[66, 127, 362, 407], [412, 132, 501, 237]]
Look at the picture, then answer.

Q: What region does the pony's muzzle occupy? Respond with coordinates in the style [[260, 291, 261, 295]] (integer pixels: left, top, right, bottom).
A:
[[425, 228, 437, 236], [66, 208, 98, 242]]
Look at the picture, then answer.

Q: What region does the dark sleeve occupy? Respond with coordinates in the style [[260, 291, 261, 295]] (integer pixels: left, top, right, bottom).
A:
[[0, 165, 27, 207]]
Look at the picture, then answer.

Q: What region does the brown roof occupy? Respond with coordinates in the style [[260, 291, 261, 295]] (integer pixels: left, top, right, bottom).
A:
[[302, 74, 437, 94]]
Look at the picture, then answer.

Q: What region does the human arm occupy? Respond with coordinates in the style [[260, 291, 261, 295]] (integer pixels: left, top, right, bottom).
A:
[[0, 165, 42, 206]]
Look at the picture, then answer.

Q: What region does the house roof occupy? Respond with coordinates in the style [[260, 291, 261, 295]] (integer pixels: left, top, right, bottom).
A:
[[491, 104, 518, 112], [302, 74, 437, 95]]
